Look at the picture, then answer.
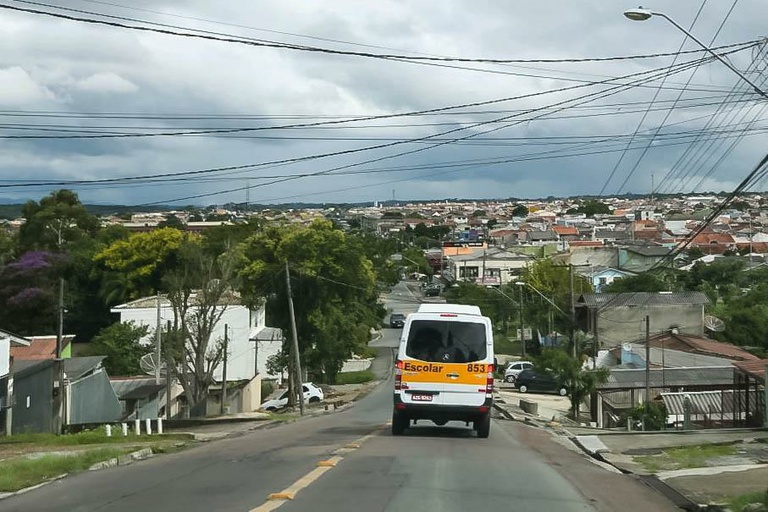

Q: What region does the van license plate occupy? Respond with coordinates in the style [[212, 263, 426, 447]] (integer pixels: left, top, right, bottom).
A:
[[411, 394, 433, 402]]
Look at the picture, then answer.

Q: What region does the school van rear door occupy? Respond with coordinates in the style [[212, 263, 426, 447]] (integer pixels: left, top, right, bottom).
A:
[[397, 316, 493, 407]]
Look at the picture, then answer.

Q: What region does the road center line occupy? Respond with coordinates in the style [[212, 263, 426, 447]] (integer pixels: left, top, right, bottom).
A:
[[248, 426, 385, 512]]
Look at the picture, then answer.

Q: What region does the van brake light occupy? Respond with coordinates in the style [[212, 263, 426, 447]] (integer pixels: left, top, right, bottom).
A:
[[395, 359, 403, 390], [439, 313, 458, 317]]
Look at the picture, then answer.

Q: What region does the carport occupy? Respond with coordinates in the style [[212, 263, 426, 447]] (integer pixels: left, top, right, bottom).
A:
[[732, 359, 767, 428]]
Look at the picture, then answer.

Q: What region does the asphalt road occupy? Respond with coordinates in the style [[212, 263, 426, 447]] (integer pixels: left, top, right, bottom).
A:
[[2, 283, 679, 512]]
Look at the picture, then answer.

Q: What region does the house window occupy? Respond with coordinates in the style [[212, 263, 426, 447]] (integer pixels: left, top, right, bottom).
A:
[[599, 277, 607, 285]]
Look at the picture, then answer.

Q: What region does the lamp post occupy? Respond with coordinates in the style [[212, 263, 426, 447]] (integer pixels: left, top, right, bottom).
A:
[[623, 7, 768, 99]]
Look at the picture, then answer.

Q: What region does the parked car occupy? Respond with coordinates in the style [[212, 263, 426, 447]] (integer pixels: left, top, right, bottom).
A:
[[514, 369, 567, 396], [260, 382, 324, 410], [503, 360, 533, 383], [389, 313, 406, 328], [424, 284, 441, 297]]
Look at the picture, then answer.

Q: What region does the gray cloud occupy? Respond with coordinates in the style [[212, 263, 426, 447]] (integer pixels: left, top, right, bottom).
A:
[[0, 0, 766, 206]]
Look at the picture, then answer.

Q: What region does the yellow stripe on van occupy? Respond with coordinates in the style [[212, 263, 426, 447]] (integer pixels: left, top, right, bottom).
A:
[[401, 361, 489, 385]]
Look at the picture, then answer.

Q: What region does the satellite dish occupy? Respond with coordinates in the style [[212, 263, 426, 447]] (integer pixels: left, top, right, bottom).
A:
[[704, 315, 726, 333], [139, 353, 167, 376]]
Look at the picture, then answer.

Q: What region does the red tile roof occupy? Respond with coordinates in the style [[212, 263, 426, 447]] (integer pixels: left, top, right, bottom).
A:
[[10, 336, 73, 360], [690, 232, 735, 246], [553, 226, 578, 236]]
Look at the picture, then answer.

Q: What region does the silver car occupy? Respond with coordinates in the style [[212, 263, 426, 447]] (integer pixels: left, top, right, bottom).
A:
[[503, 361, 533, 383]]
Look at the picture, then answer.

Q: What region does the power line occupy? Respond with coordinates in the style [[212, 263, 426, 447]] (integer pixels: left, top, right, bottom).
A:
[[3, 1, 759, 66]]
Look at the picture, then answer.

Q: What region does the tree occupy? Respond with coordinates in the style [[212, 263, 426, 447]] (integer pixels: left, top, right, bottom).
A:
[[603, 274, 665, 292], [0, 251, 67, 335], [512, 204, 528, 217], [159, 214, 185, 230], [0, 228, 17, 265], [534, 348, 609, 418], [17, 190, 99, 252], [573, 200, 611, 217], [94, 227, 187, 300], [163, 240, 240, 416], [236, 220, 382, 384], [87, 321, 151, 376]]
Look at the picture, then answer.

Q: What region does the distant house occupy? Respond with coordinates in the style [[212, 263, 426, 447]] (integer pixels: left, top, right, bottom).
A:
[[10, 335, 73, 360], [576, 266, 635, 292], [111, 293, 282, 384], [446, 247, 533, 286], [688, 230, 736, 255], [576, 292, 710, 348], [617, 244, 672, 272]]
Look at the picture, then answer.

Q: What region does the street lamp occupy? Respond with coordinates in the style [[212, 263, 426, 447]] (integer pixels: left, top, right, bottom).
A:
[[623, 7, 768, 99]]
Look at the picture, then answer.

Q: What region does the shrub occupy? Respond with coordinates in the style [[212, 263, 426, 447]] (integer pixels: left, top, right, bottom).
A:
[[334, 370, 375, 385]]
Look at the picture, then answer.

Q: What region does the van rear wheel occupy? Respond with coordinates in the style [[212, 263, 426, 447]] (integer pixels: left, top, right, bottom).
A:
[[475, 414, 491, 438], [391, 411, 408, 436]]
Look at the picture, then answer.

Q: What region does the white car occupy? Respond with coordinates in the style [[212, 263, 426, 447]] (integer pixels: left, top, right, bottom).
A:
[[260, 382, 324, 411], [503, 361, 533, 383]]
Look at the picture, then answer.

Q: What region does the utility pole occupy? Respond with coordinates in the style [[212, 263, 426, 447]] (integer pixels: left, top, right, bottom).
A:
[[220, 324, 228, 415], [53, 220, 65, 434], [518, 285, 526, 359], [53, 277, 65, 434], [285, 262, 304, 415], [155, 293, 162, 385], [165, 320, 172, 420], [645, 315, 651, 428], [569, 264, 576, 357]]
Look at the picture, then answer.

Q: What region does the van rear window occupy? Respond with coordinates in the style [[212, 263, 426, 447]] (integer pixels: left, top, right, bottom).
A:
[[405, 320, 487, 363]]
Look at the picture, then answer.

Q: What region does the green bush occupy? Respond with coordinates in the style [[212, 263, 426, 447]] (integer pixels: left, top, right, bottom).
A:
[[261, 380, 275, 399], [623, 402, 667, 430], [335, 370, 376, 385]]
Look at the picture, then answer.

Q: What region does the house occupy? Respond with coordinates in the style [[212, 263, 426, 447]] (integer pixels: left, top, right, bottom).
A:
[[1, 329, 30, 434], [10, 335, 73, 360], [688, 230, 737, 254], [617, 244, 672, 272], [445, 247, 533, 286], [576, 266, 635, 292], [111, 293, 282, 384], [11, 356, 122, 433], [576, 292, 710, 348]]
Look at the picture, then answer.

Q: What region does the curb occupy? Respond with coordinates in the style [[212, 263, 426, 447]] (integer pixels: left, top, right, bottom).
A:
[[0, 446, 158, 501]]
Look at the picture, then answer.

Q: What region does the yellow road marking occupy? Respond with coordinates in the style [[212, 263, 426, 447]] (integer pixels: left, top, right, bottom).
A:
[[248, 425, 385, 512]]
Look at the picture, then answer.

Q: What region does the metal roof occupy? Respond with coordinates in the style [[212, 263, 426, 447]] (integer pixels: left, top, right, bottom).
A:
[[598, 366, 734, 390], [63, 356, 106, 380], [661, 390, 759, 417], [578, 292, 710, 308]]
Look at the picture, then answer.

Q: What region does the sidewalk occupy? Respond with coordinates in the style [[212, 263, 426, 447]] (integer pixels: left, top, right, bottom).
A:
[[493, 394, 768, 510]]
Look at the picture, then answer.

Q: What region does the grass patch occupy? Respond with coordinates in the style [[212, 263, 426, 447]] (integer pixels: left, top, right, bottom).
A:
[[635, 443, 738, 473], [0, 447, 132, 492], [494, 337, 521, 356], [728, 490, 768, 511], [335, 369, 376, 385], [0, 429, 193, 447]]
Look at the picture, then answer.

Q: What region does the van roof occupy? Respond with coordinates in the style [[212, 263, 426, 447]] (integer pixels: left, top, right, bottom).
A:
[[416, 303, 482, 316]]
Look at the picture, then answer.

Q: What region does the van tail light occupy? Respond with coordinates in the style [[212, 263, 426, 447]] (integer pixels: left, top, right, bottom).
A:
[[395, 359, 403, 390], [485, 365, 494, 397]]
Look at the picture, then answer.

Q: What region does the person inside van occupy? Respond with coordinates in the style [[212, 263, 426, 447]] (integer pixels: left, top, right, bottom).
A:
[[409, 326, 442, 361]]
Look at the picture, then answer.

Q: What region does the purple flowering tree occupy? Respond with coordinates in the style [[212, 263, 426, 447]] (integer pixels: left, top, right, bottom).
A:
[[0, 250, 67, 335]]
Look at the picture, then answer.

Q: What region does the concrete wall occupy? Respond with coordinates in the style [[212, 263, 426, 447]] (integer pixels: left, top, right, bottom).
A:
[[597, 305, 704, 346], [340, 358, 373, 373]]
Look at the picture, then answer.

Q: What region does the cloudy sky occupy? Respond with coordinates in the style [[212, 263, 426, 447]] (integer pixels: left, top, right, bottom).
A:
[[1, 0, 767, 207]]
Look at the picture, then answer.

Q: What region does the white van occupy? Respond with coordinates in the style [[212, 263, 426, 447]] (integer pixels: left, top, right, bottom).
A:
[[392, 303, 494, 438]]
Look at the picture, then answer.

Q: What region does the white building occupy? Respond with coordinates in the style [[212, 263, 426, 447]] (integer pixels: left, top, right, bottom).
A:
[[111, 293, 282, 383]]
